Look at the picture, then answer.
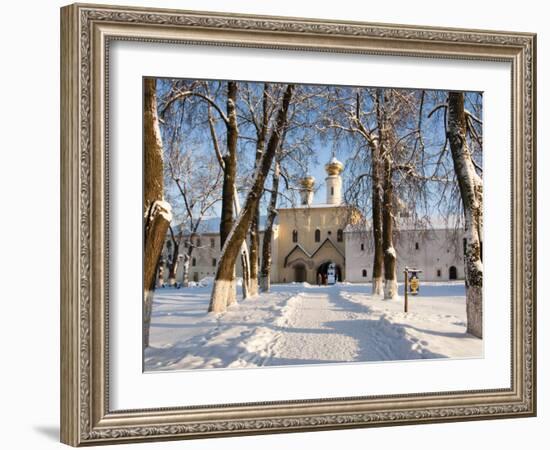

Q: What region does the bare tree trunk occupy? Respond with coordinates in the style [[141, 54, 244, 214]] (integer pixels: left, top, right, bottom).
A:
[[232, 185, 251, 301], [209, 85, 294, 312], [376, 89, 398, 300], [143, 78, 171, 347], [260, 160, 280, 292], [219, 81, 238, 248], [248, 211, 260, 296], [382, 155, 398, 299], [371, 143, 384, 296], [217, 82, 239, 303], [239, 253, 250, 302], [181, 250, 191, 287], [448, 92, 483, 338], [248, 84, 270, 297], [167, 226, 180, 286]]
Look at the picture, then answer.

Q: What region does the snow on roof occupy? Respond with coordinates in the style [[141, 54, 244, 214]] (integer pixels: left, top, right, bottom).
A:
[[344, 215, 464, 233], [174, 215, 271, 235], [397, 215, 463, 231]]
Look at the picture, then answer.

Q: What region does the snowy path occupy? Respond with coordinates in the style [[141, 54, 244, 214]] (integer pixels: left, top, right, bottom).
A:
[[269, 290, 360, 364], [145, 282, 482, 371]]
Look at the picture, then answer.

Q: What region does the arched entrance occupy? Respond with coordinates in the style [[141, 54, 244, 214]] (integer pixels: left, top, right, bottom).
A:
[[316, 261, 342, 284], [293, 263, 307, 283], [449, 265, 457, 280]]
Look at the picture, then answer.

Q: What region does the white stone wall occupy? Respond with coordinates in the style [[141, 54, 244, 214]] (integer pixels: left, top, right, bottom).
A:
[[160, 225, 468, 286], [160, 232, 267, 284], [344, 228, 466, 282]]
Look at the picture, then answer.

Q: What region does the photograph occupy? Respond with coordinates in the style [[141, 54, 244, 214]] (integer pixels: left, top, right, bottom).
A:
[[142, 78, 484, 372]]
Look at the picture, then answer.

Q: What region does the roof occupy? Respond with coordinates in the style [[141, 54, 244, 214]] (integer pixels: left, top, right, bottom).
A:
[[173, 215, 271, 236], [283, 238, 345, 267], [344, 215, 464, 233], [278, 203, 352, 211]]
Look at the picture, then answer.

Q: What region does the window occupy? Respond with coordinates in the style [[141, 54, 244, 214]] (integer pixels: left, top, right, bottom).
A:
[[315, 229, 321, 242], [210, 238, 215, 248], [415, 242, 419, 250], [463, 237, 467, 255], [193, 272, 199, 282], [331, 186, 334, 196], [437, 269, 442, 277], [292, 230, 298, 243], [337, 229, 343, 242], [362, 269, 367, 278], [212, 258, 217, 267], [192, 257, 196, 267], [360, 243, 365, 251]]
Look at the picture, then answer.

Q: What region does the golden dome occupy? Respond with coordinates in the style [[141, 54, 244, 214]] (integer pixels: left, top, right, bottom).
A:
[[325, 157, 344, 176], [299, 175, 315, 190]]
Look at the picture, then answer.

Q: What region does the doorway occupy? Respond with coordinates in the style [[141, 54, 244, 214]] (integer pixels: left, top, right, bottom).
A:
[[294, 263, 306, 283], [449, 265, 457, 280], [316, 261, 342, 284]]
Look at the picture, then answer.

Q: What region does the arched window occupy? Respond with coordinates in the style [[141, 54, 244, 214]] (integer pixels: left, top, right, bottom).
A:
[[360, 243, 365, 251], [292, 230, 298, 243], [337, 229, 343, 242], [315, 229, 321, 242], [415, 242, 419, 250], [362, 269, 367, 278]]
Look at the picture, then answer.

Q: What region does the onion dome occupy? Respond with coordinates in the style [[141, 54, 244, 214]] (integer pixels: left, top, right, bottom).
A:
[[299, 175, 315, 190], [325, 157, 344, 176]]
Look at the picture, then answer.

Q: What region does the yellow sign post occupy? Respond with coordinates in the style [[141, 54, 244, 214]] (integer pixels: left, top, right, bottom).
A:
[[404, 267, 422, 312], [410, 276, 419, 295]]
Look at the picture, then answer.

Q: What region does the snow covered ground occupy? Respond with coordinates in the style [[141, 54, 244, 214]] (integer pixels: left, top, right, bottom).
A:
[[145, 282, 482, 372]]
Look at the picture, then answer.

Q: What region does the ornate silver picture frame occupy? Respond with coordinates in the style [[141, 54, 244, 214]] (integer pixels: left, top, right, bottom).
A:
[[60, 3, 536, 446]]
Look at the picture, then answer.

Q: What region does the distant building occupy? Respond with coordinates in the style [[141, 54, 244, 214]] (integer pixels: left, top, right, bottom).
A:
[[160, 157, 469, 285], [345, 220, 467, 282]]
